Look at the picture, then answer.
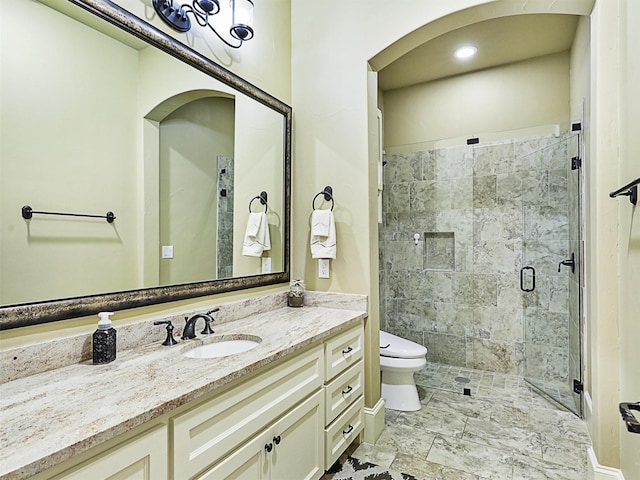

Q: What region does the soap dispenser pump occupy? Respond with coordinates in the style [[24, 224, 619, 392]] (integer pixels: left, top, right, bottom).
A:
[[93, 311, 116, 365]]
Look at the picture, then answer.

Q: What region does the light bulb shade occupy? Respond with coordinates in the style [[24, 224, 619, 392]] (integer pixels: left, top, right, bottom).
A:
[[230, 0, 254, 41]]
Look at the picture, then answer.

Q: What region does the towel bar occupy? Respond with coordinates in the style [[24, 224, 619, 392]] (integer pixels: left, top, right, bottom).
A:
[[609, 177, 639, 205], [21, 205, 116, 223]]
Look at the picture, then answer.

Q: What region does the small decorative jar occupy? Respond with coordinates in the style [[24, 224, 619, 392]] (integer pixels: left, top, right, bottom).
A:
[[287, 279, 305, 307]]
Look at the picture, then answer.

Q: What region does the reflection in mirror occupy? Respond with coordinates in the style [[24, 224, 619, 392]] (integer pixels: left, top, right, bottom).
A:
[[0, 0, 290, 328]]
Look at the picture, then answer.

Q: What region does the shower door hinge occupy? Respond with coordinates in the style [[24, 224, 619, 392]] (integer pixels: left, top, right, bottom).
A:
[[571, 157, 582, 170], [573, 379, 584, 394]]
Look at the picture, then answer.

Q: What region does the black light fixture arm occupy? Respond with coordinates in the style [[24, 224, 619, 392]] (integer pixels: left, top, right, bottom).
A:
[[152, 0, 251, 49]]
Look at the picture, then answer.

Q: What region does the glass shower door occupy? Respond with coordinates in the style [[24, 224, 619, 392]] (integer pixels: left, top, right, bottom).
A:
[[521, 134, 582, 416]]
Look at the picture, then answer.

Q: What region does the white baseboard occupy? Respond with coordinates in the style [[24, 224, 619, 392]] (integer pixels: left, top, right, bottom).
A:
[[363, 398, 385, 444], [588, 447, 625, 480]]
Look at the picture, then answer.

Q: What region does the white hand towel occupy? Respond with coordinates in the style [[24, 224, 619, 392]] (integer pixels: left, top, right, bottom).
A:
[[310, 210, 336, 259], [311, 209, 332, 237], [242, 212, 271, 257]]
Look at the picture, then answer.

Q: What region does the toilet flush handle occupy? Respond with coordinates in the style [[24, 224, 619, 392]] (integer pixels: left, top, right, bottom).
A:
[[380, 344, 390, 349]]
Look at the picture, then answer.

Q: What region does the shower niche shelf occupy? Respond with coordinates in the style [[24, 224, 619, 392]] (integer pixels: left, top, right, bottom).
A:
[[423, 232, 455, 271]]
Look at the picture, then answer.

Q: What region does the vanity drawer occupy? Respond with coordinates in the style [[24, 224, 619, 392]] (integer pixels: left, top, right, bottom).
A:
[[324, 325, 364, 381], [324, 395, 364, 468], [172, 345, 323, 480], [324, 360, 364, 425]]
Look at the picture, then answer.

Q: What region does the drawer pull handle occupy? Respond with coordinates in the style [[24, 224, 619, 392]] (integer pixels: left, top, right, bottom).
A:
[[342, 346, 353, 355], [342, 424, 354, 435], [265, 442, 273, 453], [273, 435, 281, 445], [342, 385, 353, 396]]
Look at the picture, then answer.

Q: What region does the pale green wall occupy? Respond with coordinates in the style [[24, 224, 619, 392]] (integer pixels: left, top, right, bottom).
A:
[[290, 0, 593, 416], [232, 99, 286, 277], [159, 97, 234, 285], [0, 0, 139, 304], [383, 51, 570, 146], [112, 0, 292, 105], [0, 0, 291, 317]]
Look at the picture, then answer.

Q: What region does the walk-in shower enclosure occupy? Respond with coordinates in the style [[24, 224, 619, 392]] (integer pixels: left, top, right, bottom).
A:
[[380, 131, 583, 415]]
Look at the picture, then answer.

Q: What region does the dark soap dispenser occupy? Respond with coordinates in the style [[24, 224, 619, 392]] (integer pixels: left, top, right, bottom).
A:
[[93, 311, 116, 364]]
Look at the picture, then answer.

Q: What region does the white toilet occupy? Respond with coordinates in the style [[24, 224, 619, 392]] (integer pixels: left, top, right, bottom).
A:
[[379, 330, 427, 411]]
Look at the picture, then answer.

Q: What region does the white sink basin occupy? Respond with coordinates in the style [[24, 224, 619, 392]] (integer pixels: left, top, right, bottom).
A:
[[182, 336, 261, 359]]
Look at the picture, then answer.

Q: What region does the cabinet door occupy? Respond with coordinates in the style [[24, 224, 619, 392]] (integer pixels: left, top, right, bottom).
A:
[[173, 345, 323, 479], [52, 425, 167, 480], [269, 390, 324, 480], [198, 391, 324, 480], [196, 433, 269, 480]]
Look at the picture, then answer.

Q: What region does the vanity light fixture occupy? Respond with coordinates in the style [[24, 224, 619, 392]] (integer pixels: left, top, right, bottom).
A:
[[152, 0, 254, 48], [454, 45, 477, 59]]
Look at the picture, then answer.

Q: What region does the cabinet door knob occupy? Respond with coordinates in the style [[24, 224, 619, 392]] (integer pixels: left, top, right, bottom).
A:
[[342, 346, 353, 355], [273, 435, 281, 445], [342, 385, 353, 396], [265, 442, 273, 453], [342, 424, 354, 435]]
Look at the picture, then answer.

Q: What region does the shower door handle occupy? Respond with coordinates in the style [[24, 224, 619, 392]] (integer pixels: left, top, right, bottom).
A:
[[520, 266, 535, 292], [619, 402, 640, 434]]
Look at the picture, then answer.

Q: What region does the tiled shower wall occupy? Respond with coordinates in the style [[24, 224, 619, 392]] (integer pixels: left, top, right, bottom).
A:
[[380, 134, 578, 378], [216, 155, 234, 279]]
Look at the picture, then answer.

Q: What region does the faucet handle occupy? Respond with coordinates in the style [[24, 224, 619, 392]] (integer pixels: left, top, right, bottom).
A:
[[153, 320, 178, 346], [201, 308, 219, 335], [201, 316, 215, 335]]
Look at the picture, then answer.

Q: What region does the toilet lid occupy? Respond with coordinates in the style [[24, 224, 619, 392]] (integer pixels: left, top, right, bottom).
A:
[[380, 331, 427, 359]]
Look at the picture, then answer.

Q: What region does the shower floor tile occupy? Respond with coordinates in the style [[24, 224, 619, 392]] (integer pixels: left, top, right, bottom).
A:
[[348, 362, 591, 480]]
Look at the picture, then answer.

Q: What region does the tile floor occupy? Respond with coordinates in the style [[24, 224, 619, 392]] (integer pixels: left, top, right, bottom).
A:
[[344, 362, 591, 480]]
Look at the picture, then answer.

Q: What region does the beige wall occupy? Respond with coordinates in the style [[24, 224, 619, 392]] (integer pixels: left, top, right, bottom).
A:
[[572, 0, 639, 474], [586, 0, 623, 468], [384, 52, 571, 146], [618, 0, 640, 474]]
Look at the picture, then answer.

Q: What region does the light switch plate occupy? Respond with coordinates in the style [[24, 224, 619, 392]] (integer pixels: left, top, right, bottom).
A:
[[318, 259, 330, 278], [162, 245, 174, 259]]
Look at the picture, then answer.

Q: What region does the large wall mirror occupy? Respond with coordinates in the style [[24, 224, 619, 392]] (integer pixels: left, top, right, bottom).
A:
[[0, 0, 291, 329]]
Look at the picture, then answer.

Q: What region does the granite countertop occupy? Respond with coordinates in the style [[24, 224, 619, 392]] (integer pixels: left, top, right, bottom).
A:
[[0, 303, 366, 480]]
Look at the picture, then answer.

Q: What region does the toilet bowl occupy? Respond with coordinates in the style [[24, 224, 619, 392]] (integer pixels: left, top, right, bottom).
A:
[[379, 330, 427, 411]]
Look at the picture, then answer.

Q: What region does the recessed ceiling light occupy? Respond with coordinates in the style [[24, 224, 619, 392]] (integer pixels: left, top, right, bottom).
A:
[[454, 45, 477, 59]]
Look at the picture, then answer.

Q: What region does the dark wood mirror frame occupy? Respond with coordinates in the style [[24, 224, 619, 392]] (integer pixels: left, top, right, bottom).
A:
[[0, 0, 291, 330]]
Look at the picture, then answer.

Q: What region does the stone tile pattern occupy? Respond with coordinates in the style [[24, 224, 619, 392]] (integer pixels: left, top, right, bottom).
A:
[[216, 155, 234, 279], [348, 363, 591, 480], [380, 134, 577, 386]]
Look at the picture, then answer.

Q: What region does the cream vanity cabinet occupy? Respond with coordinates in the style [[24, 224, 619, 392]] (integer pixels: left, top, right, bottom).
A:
[[29, 321, 365, 480], [323, 325, 365, 467], [173, 345, 325, 479], [46, 425, 168, 480]]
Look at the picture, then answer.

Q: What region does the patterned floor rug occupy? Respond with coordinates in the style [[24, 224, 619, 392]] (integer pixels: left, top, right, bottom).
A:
[[325, 456, 420, 480]]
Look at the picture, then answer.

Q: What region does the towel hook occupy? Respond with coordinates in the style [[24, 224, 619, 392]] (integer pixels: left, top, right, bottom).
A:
[[312, 186, 334, 211], [248, 191, 268, 213]]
